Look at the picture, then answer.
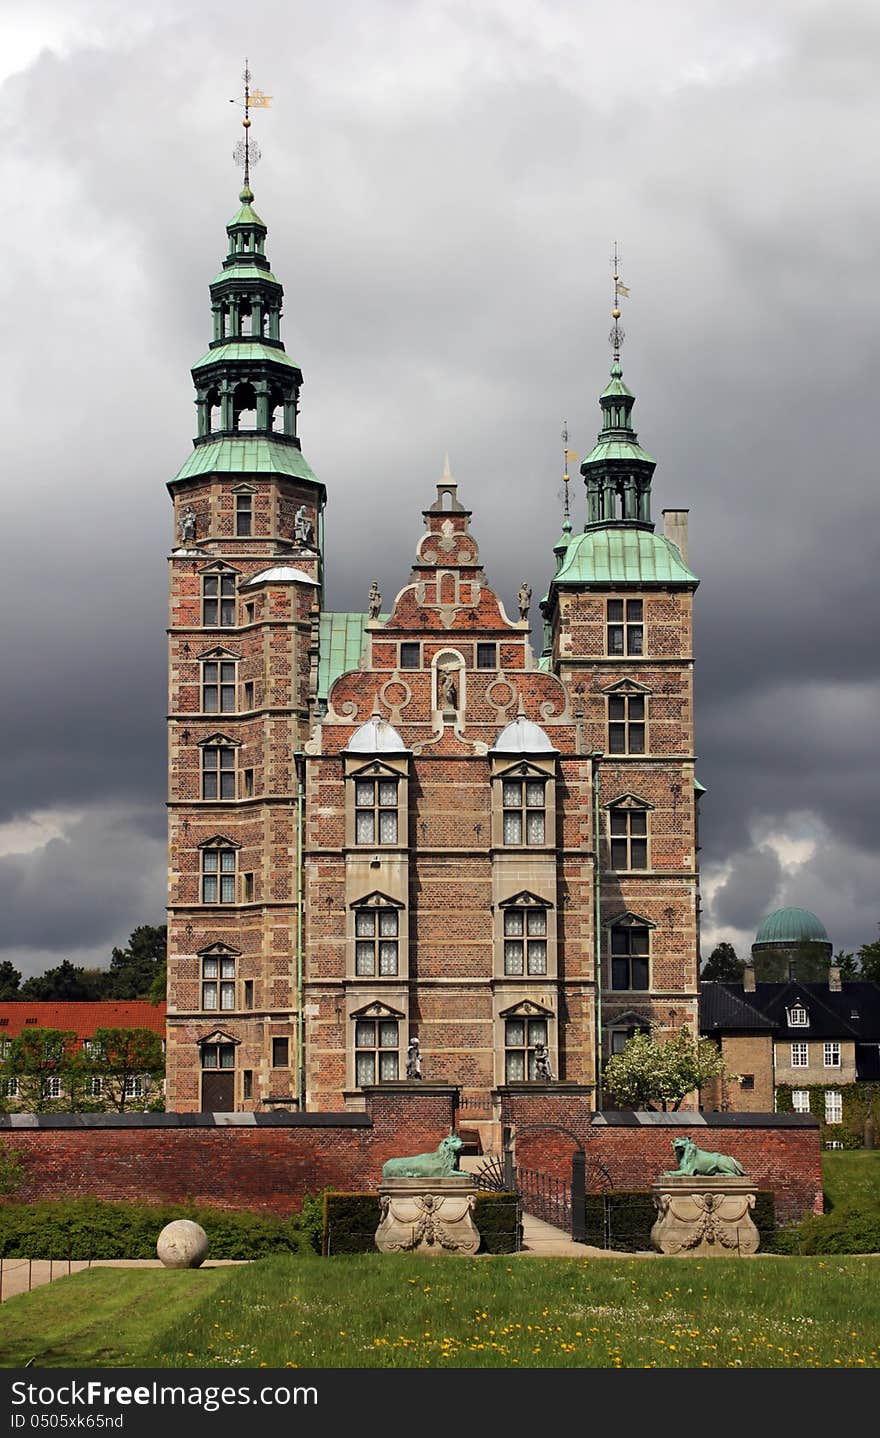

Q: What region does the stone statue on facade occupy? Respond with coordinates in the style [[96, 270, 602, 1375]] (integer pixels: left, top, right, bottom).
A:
[[533, 1042, 553, 1082], [294, 505, 313, 545], [368, 579, 382, 619], [406, 1036, 422, 1080], [179, 507, 196, 545], [517, 582, 531, 620], [438, 666, 458, 710]]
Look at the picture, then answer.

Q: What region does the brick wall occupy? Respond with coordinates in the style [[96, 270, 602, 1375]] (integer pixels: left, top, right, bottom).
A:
[[499, 1087, 823, 1223], [0, 1086, 456, 1218]]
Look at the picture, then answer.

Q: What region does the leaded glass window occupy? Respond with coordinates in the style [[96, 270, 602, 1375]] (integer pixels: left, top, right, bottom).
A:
[[354, 908, 399, 976], [503, 908, 548, 975], [355, 778, 398, 844], [502, 779, 545, 846], [202, 953, 236, 1009], [355, 1019, 399, 1085], [504, 1017, 548, 1082], [201, 848, 236, 904]]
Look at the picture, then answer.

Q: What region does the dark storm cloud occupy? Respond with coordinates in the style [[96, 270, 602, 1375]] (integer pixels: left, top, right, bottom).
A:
[[0, 0, 877, 973]]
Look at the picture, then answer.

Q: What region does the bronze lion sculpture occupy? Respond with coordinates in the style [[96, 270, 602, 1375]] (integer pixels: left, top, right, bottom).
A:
[[381, 1135, 466, 1180], [664, 1135, 745, 1178]]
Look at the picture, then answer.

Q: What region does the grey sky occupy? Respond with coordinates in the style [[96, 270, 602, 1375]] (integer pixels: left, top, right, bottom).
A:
[[0, 0, 877, 975]]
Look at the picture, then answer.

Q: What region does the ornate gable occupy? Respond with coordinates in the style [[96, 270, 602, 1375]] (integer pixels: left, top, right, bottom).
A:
[[498, 890, 554, 911], [349, 999, 405, 1021], [499, 998, 555, 1020], [348, 890, 405, 910]]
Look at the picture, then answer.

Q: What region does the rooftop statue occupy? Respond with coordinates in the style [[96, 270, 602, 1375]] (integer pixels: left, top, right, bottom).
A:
[[382, 1134, 466, 1180], [664, 1136, 745, 1178]]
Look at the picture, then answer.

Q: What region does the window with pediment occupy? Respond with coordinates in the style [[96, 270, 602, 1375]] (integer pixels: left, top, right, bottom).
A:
[[604, 681, 650, 756], [607, 795, 651, 870], [502, 776, 546, 845], [352, 895, 402, 977], [199, 839, 239, 904], [501, 1002, 554, 1082], [201, 568, 237, 627], [351, 1002, 403, 1085]]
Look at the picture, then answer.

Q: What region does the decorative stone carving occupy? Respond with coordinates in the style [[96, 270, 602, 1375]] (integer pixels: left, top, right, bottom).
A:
[[650, 1177, 759, 1256], [367, 579, 382, 619], [375, 1178, 481, 1255]]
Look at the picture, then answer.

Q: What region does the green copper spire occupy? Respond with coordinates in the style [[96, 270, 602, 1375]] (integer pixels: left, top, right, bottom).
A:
[[580, 357, 656, 529]]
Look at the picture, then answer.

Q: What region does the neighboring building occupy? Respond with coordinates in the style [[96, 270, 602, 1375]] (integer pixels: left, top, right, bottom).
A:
[[0, 1001, 166, 1109], [751, 906, 833, 982], [701, 912, 880, 1137], [165, 176, 702, 1113]]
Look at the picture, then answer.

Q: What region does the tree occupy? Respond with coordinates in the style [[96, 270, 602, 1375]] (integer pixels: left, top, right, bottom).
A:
[[0, 1027, 78, 1113], [105, 925, 167, 1000], [604, 1026, 728, 1111], [19, 960, 98, 1001], [834, 948, 860, 981], [701, 942, 744, 983], [0, 961, 21, 999], [858, 927, 880, 984], [78, 1027, 165, 1113]]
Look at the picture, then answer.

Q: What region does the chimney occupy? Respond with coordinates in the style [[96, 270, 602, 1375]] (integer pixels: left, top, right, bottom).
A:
[[743, 964, 756, 993], [829, 964, 842, 992], [662, 509, 689, 563]]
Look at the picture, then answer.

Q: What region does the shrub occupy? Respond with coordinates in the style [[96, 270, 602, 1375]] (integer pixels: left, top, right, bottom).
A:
[[770, 1204, 880, 1255], [0, 1199, 317, 1259], [582, 1190, 776, 1251]]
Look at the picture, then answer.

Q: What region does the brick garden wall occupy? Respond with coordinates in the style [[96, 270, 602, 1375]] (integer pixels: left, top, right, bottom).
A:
[[499, 1087, 824, 1223], [0, 1085, 455, 1218]]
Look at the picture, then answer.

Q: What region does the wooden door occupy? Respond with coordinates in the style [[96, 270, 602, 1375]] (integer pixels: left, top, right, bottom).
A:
[[201, 1070, 235, 1111]]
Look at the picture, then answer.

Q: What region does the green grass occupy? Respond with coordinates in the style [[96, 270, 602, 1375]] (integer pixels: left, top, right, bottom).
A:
[[823, 1151, 880, 1211], [2, 1255, 878, 1368]]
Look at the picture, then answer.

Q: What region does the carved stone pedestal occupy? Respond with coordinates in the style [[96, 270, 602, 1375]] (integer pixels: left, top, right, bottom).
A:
[[650, 1176, 760, 1256], [375, 1177, 481, 1255]]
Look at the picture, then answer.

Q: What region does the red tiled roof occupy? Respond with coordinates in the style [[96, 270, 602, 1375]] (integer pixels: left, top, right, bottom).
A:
[[0, 1001, 166, 1048]]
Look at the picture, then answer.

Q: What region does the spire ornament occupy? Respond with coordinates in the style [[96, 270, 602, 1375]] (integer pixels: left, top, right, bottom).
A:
[[230, 61, 271, 195]]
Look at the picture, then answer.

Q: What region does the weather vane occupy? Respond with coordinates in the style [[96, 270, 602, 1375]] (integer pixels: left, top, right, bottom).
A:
[[560, 420, 577, 527], [610, 240, 630, 363], [230, 61, 271, 189]]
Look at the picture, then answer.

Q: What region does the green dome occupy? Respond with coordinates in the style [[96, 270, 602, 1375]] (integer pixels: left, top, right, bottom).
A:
[[755, 908, 829, 945]]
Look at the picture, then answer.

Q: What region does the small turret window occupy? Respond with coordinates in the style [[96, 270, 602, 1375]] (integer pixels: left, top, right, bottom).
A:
[[239, 304, 253, 337], [607, 599, 643, 656], [202, 572, 236, 627], [236, 494, 252, 537]]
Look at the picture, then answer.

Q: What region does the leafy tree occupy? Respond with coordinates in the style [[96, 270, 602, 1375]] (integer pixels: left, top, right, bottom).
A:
[[701, 942, 744, 982], [834, 949, 860, 981], [604, 1026, 728, 1111], [0, 1027, 78, 1113], [105, 926, 167, 1000], [18, 960, 98, 1001], [0, 961, 21, 999], [78, 1028, 165, 1113], [858, 927, 880, 984]]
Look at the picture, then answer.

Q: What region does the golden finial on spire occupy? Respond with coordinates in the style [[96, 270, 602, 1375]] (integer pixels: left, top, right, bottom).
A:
[[230, 61, 272, 193], [610, 240, 630, 364]]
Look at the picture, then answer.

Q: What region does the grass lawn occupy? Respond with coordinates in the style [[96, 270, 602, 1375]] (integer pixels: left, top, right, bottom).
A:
[[822, 1150, 880, 1211], [1, 1254, 878, 1369]]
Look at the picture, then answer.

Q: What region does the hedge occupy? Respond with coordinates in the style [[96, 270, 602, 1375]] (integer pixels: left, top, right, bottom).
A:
[[0, 1197, 323, 1259], [582, 1190, 776, 1251], [322, 1192, 521, 1255], [769, 1204, 880, 1255]]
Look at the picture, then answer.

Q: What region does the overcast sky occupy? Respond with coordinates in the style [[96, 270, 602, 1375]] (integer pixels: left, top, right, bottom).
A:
[[0, 0, 877, 977]]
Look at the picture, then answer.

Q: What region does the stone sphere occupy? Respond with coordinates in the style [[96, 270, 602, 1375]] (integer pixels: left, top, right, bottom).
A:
[[156, 1219, 209, 1268]]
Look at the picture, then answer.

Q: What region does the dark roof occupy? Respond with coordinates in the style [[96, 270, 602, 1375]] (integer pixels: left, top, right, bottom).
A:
[[700, 983, 775, 1033], [700, 981, 880, 1042]]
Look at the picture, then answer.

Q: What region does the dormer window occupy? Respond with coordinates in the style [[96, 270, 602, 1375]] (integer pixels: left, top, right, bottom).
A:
[[788, 1005, 809, 1028]]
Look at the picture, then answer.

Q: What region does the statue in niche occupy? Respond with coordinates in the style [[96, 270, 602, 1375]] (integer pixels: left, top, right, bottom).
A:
[[406, 1037, 422, 1080], [368, 579, 382, 619], [533, 1042, 554, 1082], [179, 507, 196, 545], [517, 581, 531, 620], [438, 665, 459, 711], [294, 505, 313, 545]]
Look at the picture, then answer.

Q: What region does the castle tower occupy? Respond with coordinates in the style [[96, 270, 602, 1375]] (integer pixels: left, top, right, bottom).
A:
[[165, 175, 324, 1111], [540, 338, 702, 1070]]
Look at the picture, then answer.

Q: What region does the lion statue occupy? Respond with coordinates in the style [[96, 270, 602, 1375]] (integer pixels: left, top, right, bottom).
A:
[[664, 1135, 745, 1178], [381, 1135, 466, 1180]]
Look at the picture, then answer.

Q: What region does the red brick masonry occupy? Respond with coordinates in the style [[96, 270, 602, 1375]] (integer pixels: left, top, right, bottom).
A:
[[499, 1087, 823, 1223], [0, 1085, 823, 1223]]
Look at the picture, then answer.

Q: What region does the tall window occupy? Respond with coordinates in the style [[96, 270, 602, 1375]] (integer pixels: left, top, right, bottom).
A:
[[202, 661, 236, 713], [790, 1042, 809, 1068], [236, 493, 252, 537], [823, 1042, 841, 1068], [355, 1019, 399, 1085], [502, 779, 545, 845], [355, 908, 399, 976], [272, 1038, 289, 1067], [504, 1017, 548, 1082], [608, 694, 645, 754], [610, 1024, 648, 1055], [355, 778, 398, 844], [202, 745, 235, 800], [609, 808, 648, 869], [201, 847, 237, 904], [610, 925, 649, 990], [202, 952, 235, 1010], [607, 599, 643, 656], [503, 908, 547, 976], [202, 573, 236, 627], [791, 1089, 810, 1112], [46, 1076, 62, 1100], [788, 1006, 809, 1027], [824, 1090, 842, 1124]]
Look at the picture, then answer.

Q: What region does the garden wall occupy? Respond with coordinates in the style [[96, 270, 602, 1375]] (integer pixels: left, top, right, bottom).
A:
[[498, 1086, 824, 1223]]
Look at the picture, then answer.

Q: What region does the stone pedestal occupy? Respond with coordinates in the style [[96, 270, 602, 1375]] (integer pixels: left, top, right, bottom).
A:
[[375, 1176, 481, 1255], [650, 1176, 760, 1256]]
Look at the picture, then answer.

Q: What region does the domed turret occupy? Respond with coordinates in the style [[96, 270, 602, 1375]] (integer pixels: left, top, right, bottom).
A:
[[752, 906, 832, 982]]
